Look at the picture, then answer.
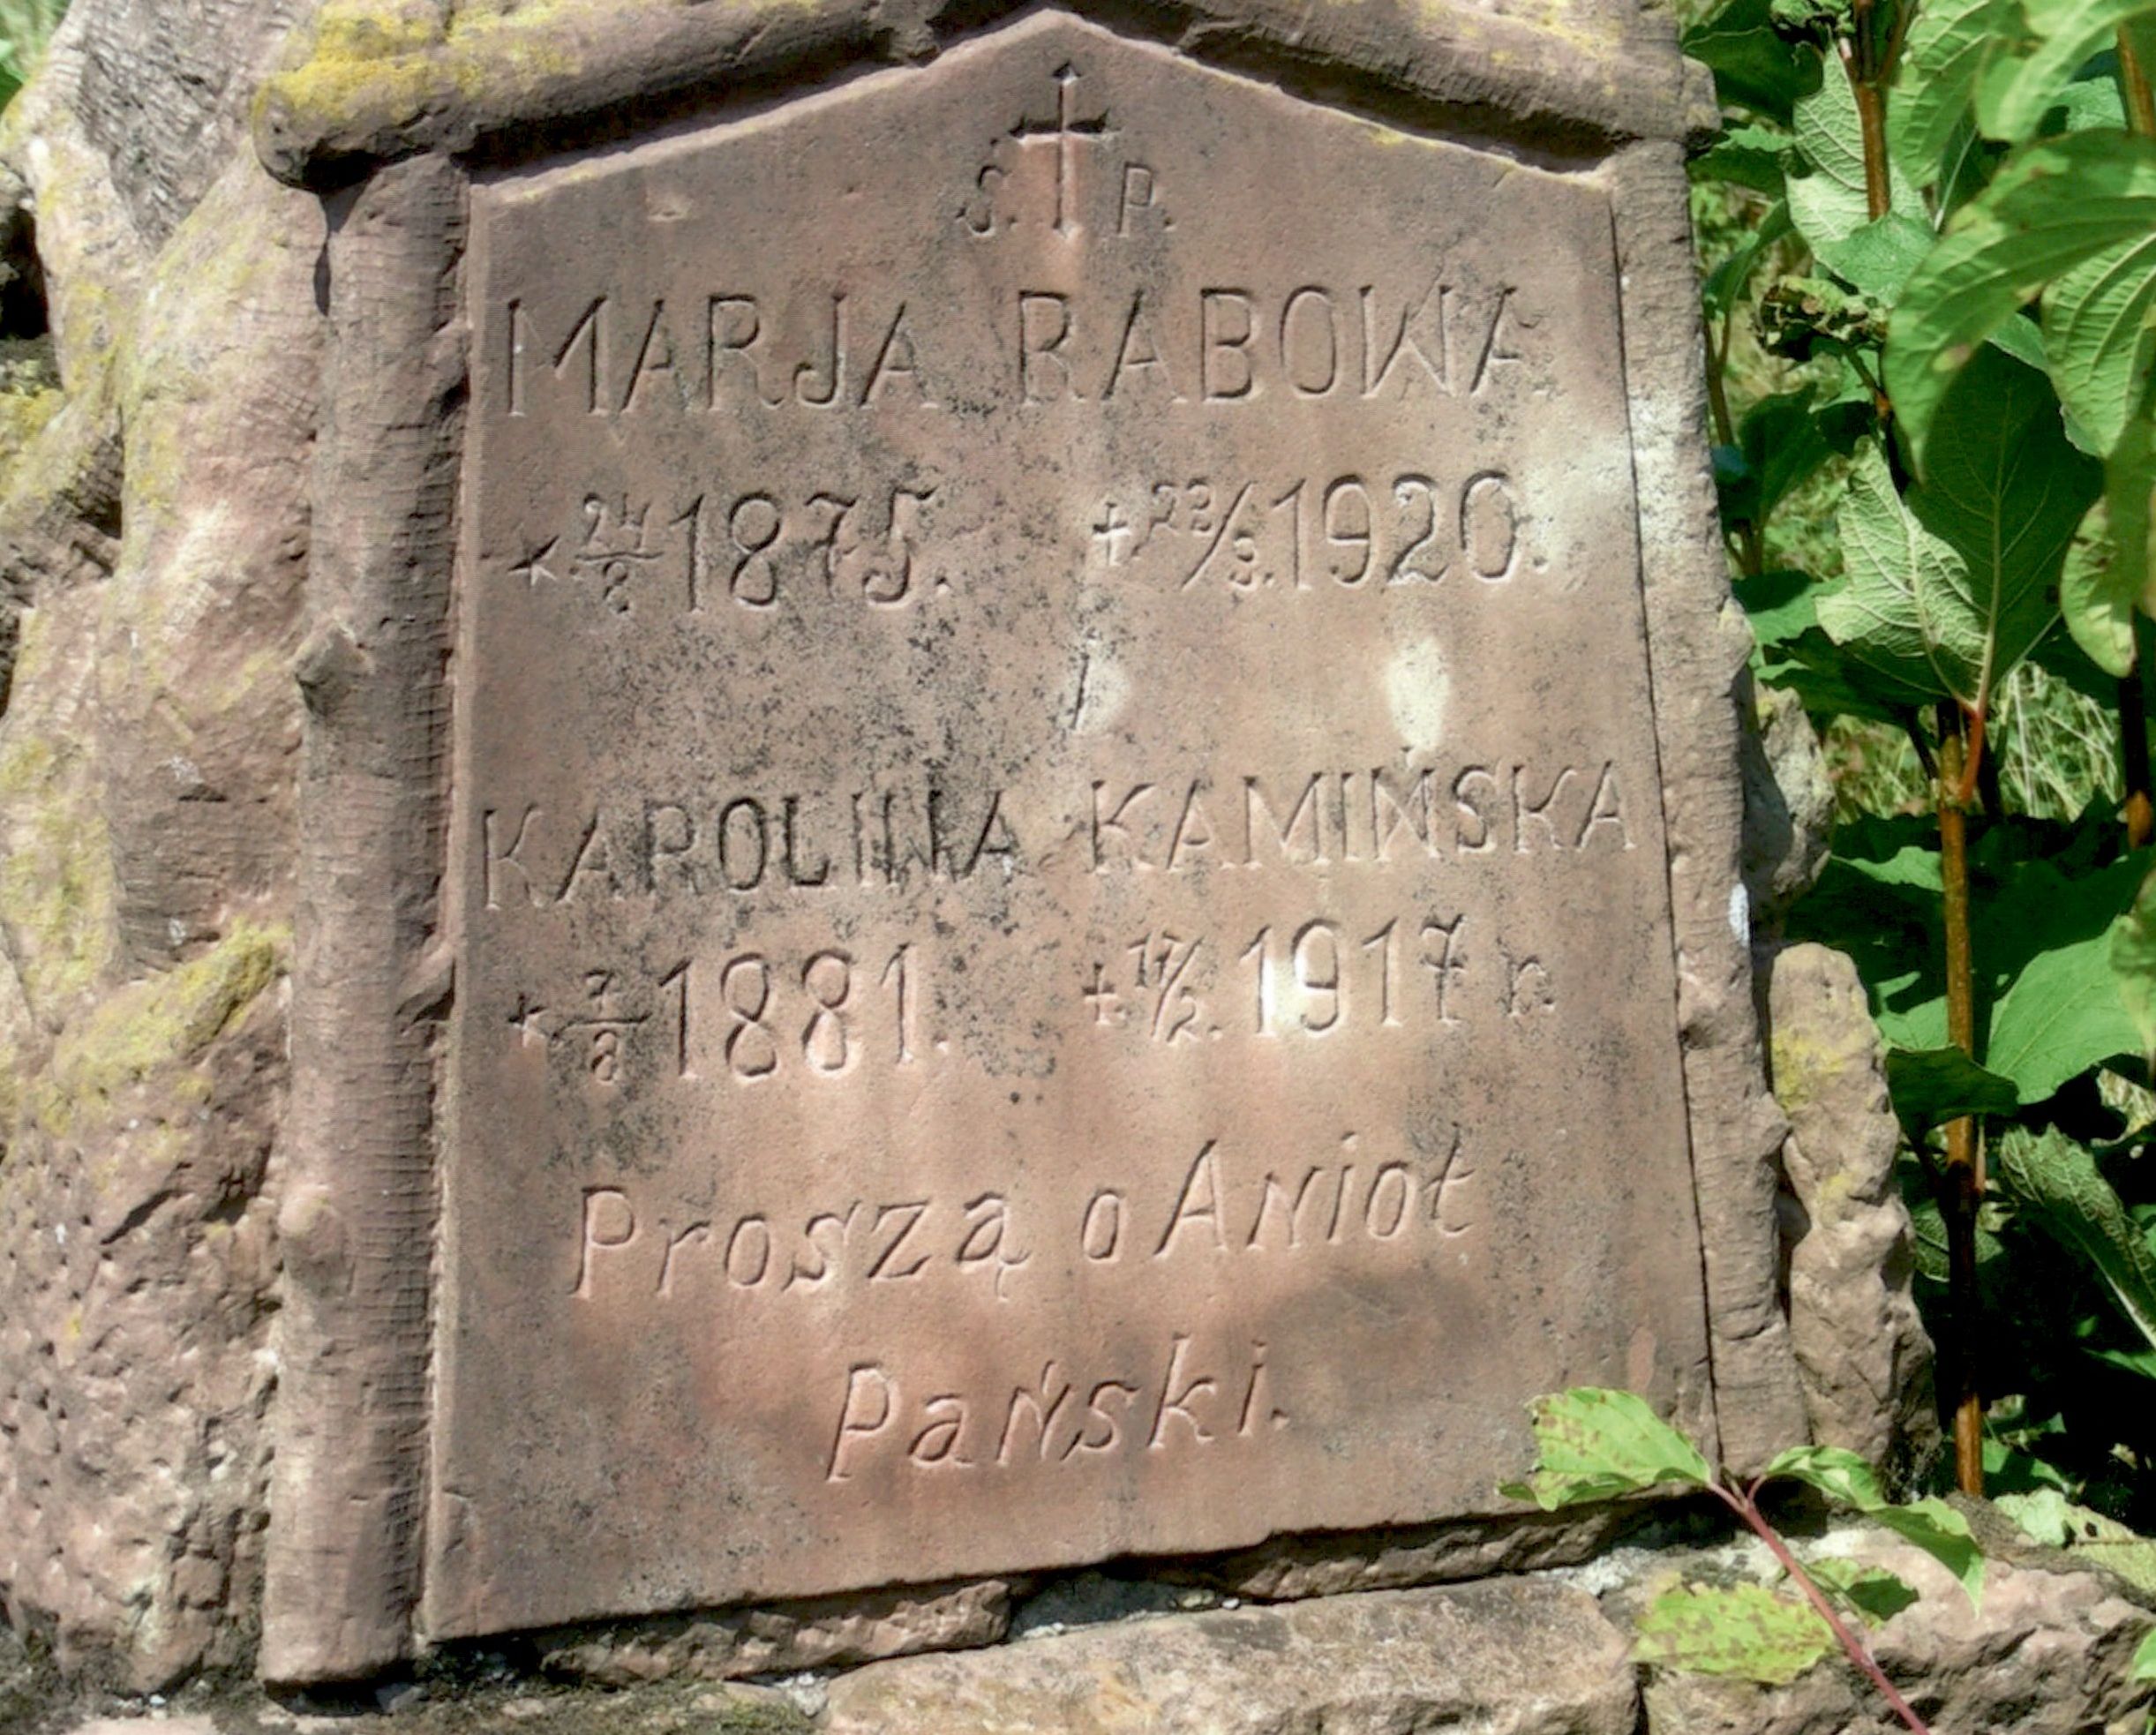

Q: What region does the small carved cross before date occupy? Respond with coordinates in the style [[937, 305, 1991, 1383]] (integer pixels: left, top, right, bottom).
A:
[[507, 483, 940, 615], [1087, 471, 1525, 592], [1080, 914, 1557, 1043]]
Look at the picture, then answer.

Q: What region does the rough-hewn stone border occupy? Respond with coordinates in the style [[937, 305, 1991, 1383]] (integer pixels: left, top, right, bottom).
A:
[[264, 154, 467, 1685], [259, 0, 1799, 1685], [251, 0, 1719, 191], [1606, 139, 1809, 1473]]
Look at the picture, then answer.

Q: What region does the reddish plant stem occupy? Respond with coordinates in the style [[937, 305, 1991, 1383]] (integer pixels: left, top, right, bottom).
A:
[[2124, 649, 2153, 851], [2120, 26, 2156, 136], [1844, 0, 1892, 222], [1936, 704, 1985, 1497], [1712, 1483, 1934, 1735]]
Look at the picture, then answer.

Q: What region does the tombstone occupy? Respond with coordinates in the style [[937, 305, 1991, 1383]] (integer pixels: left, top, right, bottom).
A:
[[4, 0, 1807, 1691]]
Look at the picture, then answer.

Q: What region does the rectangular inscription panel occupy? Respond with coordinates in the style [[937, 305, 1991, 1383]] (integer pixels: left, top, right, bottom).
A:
[[431, 11, 1711, 1635]]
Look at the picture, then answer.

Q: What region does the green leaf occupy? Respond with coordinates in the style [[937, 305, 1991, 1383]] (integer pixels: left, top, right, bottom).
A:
[[2114, 860, 2156, 1068], [1817, 212, 1938, 304], [1872, 1498, 1986, 1605], [1738, 391, 1844, 528], [1499, 1387, 1714, 1510], [1999, 1489, 2156, 1596], [1805, 1557, 1921, 1625], [1819, 352, 2099, 715], [1974, 0, 2156, 145], [2061, 496, 2137, 674], [1734, 568, 1821, 650], [1695, 124, 1796, 196], [1761, 1443, 1888, 1509], [2102, 412, 2156, 632], [1985, 898, 2141, 1102], [1634, 1583, 1837, 1685], [1996, 1485, 2076, 1545], [1705, 201, 1797, 322], [1888, 0, 2013, 178], [1817, 442, 1975, 705], [2132, 1624, 2156, 1679], [1994, 1124, 2156, 1354], [1683, 0, 1825, 122], [1886, 130, 2156, 473], [1789, 69, 1921, 254], [1884, 1045, 2022, 1126], [2040, 227, 2156, 458]]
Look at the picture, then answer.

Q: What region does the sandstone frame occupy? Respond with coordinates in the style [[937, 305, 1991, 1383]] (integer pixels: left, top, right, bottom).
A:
[[256, 0, 1803, 1684]]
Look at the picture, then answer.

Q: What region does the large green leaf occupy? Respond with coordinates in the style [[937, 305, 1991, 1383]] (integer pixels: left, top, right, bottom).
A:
[[1985, 900, 2141, 1101], [1789, 67, 1921, 252], [1695, 124, 1797, 197], [2112, 857, 2156, 1065], [2041, 230, 2156, 458], [1817, 213, 1938, 304], [2101, 411, 2156, 635], [1872, 1498, 1986, 1604], [1973, 0, 2156, 144], [2060, 496, 2136, 674], [1888, 0, 2013, 180], [1883, 1045, 2021, 1126], [1634, 1583, 1837, 1684], [1817, 351, 2098, 712], [1499, 1387, 1713, 1510], [1994, 1125, 2156, 1353], [1704, 201, 1797, 322], [2134, 1625, 2156, 1680], [1760, 1444, 1888, 1509], [1817, 442, 1974, 704], [1683, 0, 1825, 122], [1887, 130, 2156, 471]]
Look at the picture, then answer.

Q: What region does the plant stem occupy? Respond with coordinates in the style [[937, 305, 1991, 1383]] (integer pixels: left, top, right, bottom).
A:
[[2124, 634, 2153, 851], [1845, 0, 1892, 222], [2120, 26, 2156, 137], [1712, 1483, 1934, 1735], [1936, 703, 1985, 1497]]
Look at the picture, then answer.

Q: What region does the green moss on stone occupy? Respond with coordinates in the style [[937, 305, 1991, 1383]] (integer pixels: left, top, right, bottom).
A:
[[25, 920, 285, 1141]]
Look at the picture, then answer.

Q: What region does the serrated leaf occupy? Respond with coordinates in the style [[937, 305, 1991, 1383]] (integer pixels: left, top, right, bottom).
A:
[[1634, 1582, 1837, 1684], [1888, 0, 2014, 178], [1824, 349, 2100, 711], [1872, 1498, 1985, 1605], [1683, 0, 1825, 122], [1817, 212, 1938, 304], [1884, 1045, 2022, 1126], [1790, 68, 1921, 252], [1995, 1125, 2156, 1354], [2061, 496, 2136, 674], [1762, 1443, 1888, 1509], [2041, 230, 2156, 458], [1886, 130, 2156, 473], [1806, 1557, 1921, 1625], [1974, 0, 2156, 144], [1817, 442, 1975, 704], [1500, 1387, 1713, 1511]]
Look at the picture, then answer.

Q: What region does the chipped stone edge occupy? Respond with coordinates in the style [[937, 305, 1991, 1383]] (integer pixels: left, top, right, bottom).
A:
[[1604, 139, 1808, 1476], [249, 0, 1719, 192], [261, 154, 469, 1686]]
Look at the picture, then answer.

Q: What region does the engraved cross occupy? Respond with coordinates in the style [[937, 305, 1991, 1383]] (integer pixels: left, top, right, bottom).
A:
[[1010, 64, 1113, 237]]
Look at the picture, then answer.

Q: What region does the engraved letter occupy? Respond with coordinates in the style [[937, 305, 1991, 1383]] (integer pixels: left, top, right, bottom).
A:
[[1117, 161, 1161, 234], [1104, 290, 1182, 401], [910, 1395, 973, 1467], [998, 1362, 1074, 1461], [1513, 763, 1577, 853], [1359, 282, 1448, 398], [1243, 774, 1327, 866], [1090, 780, 1155, 870], [484, 805, 542, 909], [1018, 292, 1076, 402], [1576, 762, 1634, 850], [1200, 289, 1256, 401], [861, 302, 933, 405], [708, 295, 778, 409], [643, 801, 701, 895], [1081, 1189, 1124, 1261], [1452, 767, 1499, 852], [621, 299, 685, 412], [827, 1365, 895, 1481], [718, 797, 770, 890], [796, 293, 847, 406], [1280, 288, 1339, 397], [571, 1188, 637, 1299], [1147, 1334, 1217, 1448], [1156, 1140, 1227, 1258]]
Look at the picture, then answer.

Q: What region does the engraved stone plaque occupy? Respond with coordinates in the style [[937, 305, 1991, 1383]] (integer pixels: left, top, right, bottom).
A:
[[430, 11, 1714, 1634]]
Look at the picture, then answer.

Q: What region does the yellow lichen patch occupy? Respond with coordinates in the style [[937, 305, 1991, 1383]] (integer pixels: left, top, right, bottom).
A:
[[24, 920, 286, 1142], [0, 386, 62, 483]]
